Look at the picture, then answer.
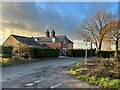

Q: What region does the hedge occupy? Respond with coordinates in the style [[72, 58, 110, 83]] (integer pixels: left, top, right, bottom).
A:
[[30, 47, 60, 58], [0, 45, 2, 54], [1, 46, 60, 59], [67, 49, 96, 57], [97, 51, 120, 58], [2, 46, 13, 58]]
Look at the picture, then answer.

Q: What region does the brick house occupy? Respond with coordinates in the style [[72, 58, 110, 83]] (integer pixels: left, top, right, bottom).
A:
[[33, 30, 73, 55], [2, 30, 73, 56], [2, 34, 48, 52], [2, 34, 48, 58]]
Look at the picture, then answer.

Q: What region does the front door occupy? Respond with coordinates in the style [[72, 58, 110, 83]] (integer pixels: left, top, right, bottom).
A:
[[61, 48, 67, 56]]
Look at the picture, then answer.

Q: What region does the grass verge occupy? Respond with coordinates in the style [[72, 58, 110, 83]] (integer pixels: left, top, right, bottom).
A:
[[68, 59, 120, 90]]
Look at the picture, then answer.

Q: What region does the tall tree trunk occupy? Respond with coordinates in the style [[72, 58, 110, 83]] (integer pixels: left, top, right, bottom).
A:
[[115, 38, 118, 60], [98, 39, 102, 51], [90, 40, 93, 57]]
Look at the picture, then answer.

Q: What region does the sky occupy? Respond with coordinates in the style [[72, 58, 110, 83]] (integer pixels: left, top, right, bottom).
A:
[[1, 1, 118, 48]]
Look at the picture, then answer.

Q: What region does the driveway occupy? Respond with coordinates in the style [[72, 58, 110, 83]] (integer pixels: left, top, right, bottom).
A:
[[2, 57, 98, 88]]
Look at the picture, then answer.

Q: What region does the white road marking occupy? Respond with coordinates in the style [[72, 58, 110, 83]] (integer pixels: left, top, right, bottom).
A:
[[25, 83, 34, 87], [34, 80, 42, 84], [50, 83, 62, 88], [24, 78, 44, 87]]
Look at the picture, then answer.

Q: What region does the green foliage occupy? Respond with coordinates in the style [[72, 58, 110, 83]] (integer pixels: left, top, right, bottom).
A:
[[71, 61, 85, 70], [2, 46, 13, 58], [69, 59, 120, 89], [2, 58, 32, 67], [67, 49, 96, 57], [30, 47, 60, 58], [0, 45, 2, 54], [76, 74, 120, 89], [16, 46, 31, 59], [1, 47, 60, 66]]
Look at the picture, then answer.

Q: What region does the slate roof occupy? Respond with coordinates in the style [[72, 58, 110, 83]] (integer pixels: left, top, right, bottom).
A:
[[34, 35, 73, 43], [11, 34, 48, 48]]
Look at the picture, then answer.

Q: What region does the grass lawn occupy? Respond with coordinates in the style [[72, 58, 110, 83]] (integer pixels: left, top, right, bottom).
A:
[[68, 58, 120, 89]]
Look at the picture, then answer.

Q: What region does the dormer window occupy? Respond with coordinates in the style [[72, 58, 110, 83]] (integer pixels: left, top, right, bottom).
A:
[[52, 38, 56, 43], [35, 38, 39, 42], [64, 40, 66, 44]]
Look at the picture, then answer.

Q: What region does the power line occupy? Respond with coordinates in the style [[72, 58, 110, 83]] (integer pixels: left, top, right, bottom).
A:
[[55, 0, 75, 19]]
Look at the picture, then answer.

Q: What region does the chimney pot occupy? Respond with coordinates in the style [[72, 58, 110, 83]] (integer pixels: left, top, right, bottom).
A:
[[46, 30, 50, 37], [51, 30, 55, 37]]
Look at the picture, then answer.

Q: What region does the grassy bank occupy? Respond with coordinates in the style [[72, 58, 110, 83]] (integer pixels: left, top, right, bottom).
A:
[[1, 58, 34, 67], [1, 57, 58, 67], [68, 59, 120, 89]]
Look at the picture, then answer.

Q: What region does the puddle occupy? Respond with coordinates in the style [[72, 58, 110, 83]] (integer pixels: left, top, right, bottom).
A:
[[16, 72, 22, 76]]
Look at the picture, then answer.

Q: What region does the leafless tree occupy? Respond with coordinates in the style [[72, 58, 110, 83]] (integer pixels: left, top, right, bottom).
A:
[[78, 10, 116, 51], [105, 21, 120, 60]]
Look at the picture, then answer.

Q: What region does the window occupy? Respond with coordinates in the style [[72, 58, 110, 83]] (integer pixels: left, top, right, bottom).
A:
[[64, 40, 66, 44], [52, 38, 56, 43], [35, 38, 39, 41]]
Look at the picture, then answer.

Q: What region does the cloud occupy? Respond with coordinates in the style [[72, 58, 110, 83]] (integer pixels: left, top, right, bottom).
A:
[[1, 27, 44, 44], [2, 20, 29, 30], [1, 2, 118, 45], [2, 2, 80, 39]]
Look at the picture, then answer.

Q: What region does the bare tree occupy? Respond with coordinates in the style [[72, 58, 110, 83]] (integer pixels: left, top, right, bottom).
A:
[[78, 10, 116, 51], [105, 21, 120, 60]]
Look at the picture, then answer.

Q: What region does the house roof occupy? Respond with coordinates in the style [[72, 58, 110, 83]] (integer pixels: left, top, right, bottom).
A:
[[34, 35, 73, 43], [11, 34, 48, 48]]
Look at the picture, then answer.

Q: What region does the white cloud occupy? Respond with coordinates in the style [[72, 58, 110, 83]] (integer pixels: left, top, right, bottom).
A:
[[1, 2, 118, 45]]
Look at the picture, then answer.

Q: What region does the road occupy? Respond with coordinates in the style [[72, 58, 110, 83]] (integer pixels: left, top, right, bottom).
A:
[[2, 57, 98, 88]]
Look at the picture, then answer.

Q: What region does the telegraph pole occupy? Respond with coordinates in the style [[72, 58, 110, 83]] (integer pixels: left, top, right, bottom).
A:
[[90, 40, 93, 57], [85, 34, 88, 63]]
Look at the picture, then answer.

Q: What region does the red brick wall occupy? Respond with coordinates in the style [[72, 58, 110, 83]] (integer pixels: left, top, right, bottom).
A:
[[40, 42, 62, 49], [3, 36, 19, 46], [68, 43, 73, 49], [2, 35, 24, 51], [40, 41, 73, 49]]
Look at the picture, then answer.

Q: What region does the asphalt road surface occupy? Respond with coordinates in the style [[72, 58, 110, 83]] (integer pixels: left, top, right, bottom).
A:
[[2, 57, 98, 88]]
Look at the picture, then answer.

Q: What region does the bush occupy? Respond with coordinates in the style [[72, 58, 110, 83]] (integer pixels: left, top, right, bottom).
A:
[[30, 47, 60, 58], [2, 58, 32, 67], [2, 46, 13, 58], [76, 74, 120, 89], [0, 45, 2, 54], [67, 49, 96, 57], [69, 59, 120, 89], [1, 47, 60, 66]]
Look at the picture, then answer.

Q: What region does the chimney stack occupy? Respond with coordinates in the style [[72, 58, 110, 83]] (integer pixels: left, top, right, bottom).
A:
[[51, 30, 55, 37], [46, 30, 50, 37]]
